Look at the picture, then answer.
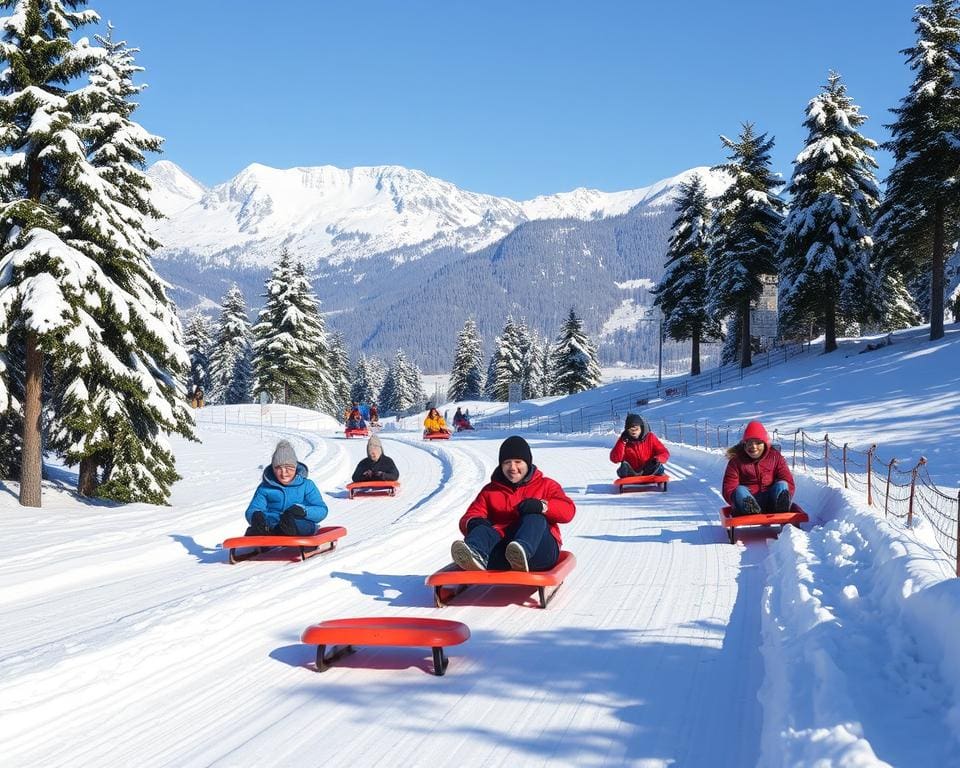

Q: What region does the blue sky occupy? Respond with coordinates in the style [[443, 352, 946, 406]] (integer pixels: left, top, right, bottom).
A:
[[88, 1, 914, 199]]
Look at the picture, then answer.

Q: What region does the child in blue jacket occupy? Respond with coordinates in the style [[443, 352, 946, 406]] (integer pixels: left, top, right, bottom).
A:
[[244, 440, 328, 536]]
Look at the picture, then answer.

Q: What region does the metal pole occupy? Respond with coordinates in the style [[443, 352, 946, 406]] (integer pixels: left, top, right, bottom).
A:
[[658, 318, 663, 388]]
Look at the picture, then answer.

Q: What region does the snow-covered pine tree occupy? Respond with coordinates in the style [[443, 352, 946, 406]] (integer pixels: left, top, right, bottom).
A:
[[483, 353, 497, 401], [515, 319, 538, 399], [447, 317, 484, 402], [706, 123, 786, 367], [328, 331, 351, 415], [550, 308, 602, 395], [777, 73, 882, 354], [252, 253, 332, 410], [183, 312, 213, 396], [350, 355, 376, 406], [527, 337, 553, 398], [208, 285, 253, 405], [489, 316, 525, 401], [874, 0, 960, 341], [652, 174, 721, 374], [367, 355, 388, 409], [0, 4, 194, 504], [380, 349, 421, 413], [289, 260, 335, 414], [403, 354, 426, 410]]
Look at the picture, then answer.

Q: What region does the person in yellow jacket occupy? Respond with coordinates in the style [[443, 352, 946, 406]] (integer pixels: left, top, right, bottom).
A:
[[423, 407, 450, 435]]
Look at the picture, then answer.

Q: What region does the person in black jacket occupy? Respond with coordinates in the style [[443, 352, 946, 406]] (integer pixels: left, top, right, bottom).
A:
[[352, 435, 400, 483]]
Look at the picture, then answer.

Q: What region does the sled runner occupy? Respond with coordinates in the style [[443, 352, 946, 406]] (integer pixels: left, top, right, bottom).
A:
[[344, 427, 369, 438], [423, 431, 451, 440], [222, 526, 347, 563], [301, 617, 471, 676], [426, 550, 577, 609], [718, 504, 808, 544], [614, 474, 669, 493], [346, 480, 400, 499]]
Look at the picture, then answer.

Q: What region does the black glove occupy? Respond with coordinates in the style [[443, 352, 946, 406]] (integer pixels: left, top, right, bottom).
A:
[[284, 504, 306, 518], [620, 430, 632, 442], [373, 470, 385, 479], [362, 469, 373, 478], [517, 498, 544, 516], [466, 517, 492, 532]]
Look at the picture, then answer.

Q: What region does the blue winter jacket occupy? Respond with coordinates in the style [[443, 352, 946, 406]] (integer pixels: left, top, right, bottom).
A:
[[244, 462, 328, 531]]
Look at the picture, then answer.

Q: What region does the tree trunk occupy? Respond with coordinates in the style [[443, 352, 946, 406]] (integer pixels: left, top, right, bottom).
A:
[[823, 291, 837, 354], [690, 327, 701, 376], [19, 332, 43, 507], [931, 199, 945, 341], [740, 300, 752, 368], [78, 457, 99, 496]]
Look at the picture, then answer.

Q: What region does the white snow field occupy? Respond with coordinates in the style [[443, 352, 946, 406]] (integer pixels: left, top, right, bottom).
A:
[[2, 324, 959, 768]]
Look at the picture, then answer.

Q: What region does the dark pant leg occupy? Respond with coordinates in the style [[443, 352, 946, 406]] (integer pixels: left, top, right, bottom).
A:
[[616, 461, 637, 478], [464, 521, 503, 561], [488, 513, 560, 571]]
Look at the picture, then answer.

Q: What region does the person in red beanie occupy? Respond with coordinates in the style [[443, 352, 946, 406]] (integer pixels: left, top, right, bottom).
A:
[[609, 413, 670, 477], [451, 435, 575, 572], [722, 421, 796, 515]]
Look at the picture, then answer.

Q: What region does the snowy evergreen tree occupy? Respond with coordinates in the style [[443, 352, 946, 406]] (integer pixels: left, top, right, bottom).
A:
[[550, 309, 601, 395], [447, 317, 484, 402], [380, 349, 421, 413], [652, 174, 722, 374], [289, 260, 335, 414], [252, 253, 332, 410], [875, 0, 960, 341], [0, 3, 194, 504], [328, 331, 351, 415], [208, 285, 253, 405], [183, 312, 213, 396], [706, 123, 786, 367], [367, 355, 388, 409], [483, 352, 498, 401], [526, 335, 553, 398], [350, 355, 378, 406], [515, 319, 539, 399], [778, 73, 882, 353], [488, 316, 526, 401]]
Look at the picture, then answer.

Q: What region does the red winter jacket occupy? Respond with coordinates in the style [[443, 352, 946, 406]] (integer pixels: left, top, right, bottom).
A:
[[459, 466, 576, 546], [609, 432, 670, 472], [721, 445, 796, 503]]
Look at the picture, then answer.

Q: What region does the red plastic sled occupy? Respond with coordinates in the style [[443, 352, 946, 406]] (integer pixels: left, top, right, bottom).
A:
[[719, 504, 808, 544], [222, 525, 347, 563], [346, 480, 400, 499], [423, 431, 451, 440], [301, 617, 470, 676], [426, 550, 577, 609], [344, 427, 369, 438], [614, 474, 669, 493]]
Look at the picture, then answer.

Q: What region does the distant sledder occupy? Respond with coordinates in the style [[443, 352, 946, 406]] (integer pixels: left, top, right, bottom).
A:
[[719, 420, 807, 543], [347, 435, 400, 498], [344, 402, 368, 438], [223, 440, 346, 562], [423, 407, 451, 439], [452, 406, 474, 432], [610, 414, 670, 492]]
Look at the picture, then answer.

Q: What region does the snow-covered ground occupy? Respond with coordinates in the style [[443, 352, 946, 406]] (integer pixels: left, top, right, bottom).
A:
[[2, 325, 959, 767]]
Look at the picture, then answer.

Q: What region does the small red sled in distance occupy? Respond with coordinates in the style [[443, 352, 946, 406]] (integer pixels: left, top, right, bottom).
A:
[[344, 427, 369, 438], [300, 617, 471, 676], [718, 504, 808, 544], [423, 431, 451, 440], [221, 525, 347, 563], [346, 480, 400, 499], [614, 474, 669, 493], [426, 550, 577, 609]]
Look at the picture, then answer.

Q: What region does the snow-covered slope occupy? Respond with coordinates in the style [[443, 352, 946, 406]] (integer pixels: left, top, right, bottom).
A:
[[147, 160, 206, 217], [148, 161, 729, 268]]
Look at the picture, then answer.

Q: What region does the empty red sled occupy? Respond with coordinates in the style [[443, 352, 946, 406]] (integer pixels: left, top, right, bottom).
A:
[[346, 480, 400, 499], [300, 617, 470, 676], [719, 504, 808, 544], [426, 550, 577, 609], [423, 431, 451, 440], [222, 525, 347, 563], [614, 474, 669, 493], [344, 427, 369, 438]]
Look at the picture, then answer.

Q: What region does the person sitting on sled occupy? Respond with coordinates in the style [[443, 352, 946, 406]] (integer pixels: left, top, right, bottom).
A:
[[369, 403, 380, 423], [451, 435, 575, 572], [244, 440, 329, 536], [423, 407, 449, 435], [722, 420, 796, 516], [351, 435, 400, 483], [346, 402, 366, 430], [609, 413, 670, 478]]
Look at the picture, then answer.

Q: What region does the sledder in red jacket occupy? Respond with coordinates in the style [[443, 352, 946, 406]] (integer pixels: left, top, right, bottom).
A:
[[452, 436, 575, 572], [722, 420, 796, 515], [610, 413, 670, 477]]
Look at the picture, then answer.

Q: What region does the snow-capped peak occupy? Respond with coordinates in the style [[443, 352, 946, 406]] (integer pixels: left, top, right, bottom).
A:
[[147, 161, 206, 217]]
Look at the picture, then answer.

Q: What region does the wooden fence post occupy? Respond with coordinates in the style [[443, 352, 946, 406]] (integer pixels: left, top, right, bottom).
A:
[[907, 457, 926, 528], [824, 434, 830, 486], [883, 458, 897, 519], [842, 443, 849, 489], [866, 445, 876, 506]]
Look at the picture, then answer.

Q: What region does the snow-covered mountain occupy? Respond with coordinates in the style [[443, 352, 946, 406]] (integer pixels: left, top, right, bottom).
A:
[[148, 161, 728, 268]]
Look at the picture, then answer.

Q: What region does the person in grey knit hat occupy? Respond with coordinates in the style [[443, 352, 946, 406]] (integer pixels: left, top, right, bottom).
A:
[[243, 440, 329, 537], [351, 435, 400, 483]]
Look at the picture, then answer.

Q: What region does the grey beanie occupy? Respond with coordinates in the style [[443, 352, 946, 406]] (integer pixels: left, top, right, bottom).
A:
[[367, 435, 382, 456], [271, 440, 298, 468]]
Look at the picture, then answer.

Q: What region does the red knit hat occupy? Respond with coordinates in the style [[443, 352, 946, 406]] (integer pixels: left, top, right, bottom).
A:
[[742, 421, 770, 446]]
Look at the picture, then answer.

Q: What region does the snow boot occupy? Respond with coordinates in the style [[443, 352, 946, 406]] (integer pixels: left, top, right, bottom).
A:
[[451, 540, 487, 571], [246, 511, 270, 536], [505, 541, 530, 572], [775, 489, 792, 513], [742, 496, 761, 515]]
